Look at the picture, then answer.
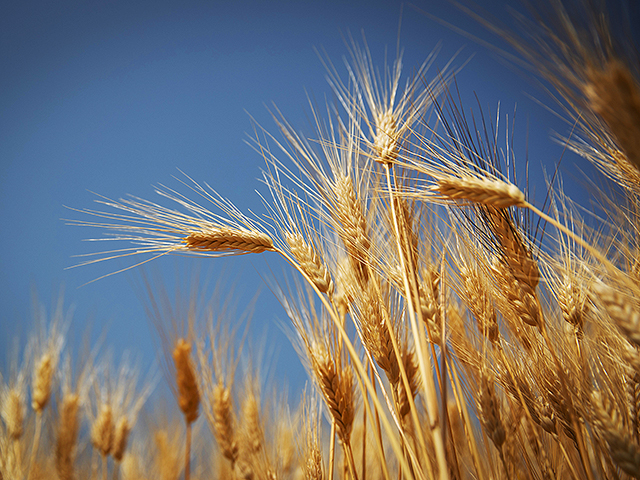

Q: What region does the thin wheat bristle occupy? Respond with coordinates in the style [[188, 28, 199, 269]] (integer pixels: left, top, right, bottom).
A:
[[212, 381, 239, 464], [56, 393, 80, 480], [91, 403, 114, 457], [173, 338, 200, 424], [112, 415, 131, 462], [32, 353, 54, 413], [436, 176, 526, 208], [584, 60, 640, 171], [184, 228, 274, 254], [285, 233, 334, 295]]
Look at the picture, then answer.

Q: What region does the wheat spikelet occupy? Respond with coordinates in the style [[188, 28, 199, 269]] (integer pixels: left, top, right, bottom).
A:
[[112, 416, 131, 462], [91, 403, 114, 457], [285, 233, 334, 295], [436, 176, 525, 208], [309, 344, 354, 444], [212, 382, 238, 464], [594, 283, 640, 348], [334, 175, 371, 284], [184, 228, 274, 254], [31, 354, 53, 413], [592, 390, 640, 478], [584, 60, 640, 172], [55, 393, 80, 480], [173, 338, 200, 424]]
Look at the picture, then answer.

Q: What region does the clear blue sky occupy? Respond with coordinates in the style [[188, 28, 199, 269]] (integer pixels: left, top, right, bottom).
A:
[[0, 0, 586, 394]]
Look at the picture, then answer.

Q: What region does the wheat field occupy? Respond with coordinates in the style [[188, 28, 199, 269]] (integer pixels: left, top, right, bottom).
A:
[[2, 1, 640, 479]]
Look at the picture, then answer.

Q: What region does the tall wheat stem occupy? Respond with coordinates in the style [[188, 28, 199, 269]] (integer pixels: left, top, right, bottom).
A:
[[329, 420, 336, 480], [27, 412, 43, 480], [383, 163, 448, 480], [183, 422, 191, 480]]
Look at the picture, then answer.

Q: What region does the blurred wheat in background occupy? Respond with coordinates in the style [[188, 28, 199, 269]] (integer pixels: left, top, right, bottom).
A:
[[2, 0, 640, 479]]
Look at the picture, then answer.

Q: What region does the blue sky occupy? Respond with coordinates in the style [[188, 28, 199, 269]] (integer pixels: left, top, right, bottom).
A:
[[1, 0, 581, 395]]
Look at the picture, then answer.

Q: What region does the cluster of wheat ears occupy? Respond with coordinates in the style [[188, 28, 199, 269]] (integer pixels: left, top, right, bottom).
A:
[[3, 1, 640, 479]]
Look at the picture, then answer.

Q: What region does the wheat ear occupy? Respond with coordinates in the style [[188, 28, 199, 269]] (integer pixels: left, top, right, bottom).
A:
[[592, 391, 640, 478], [436, 176, 525, 208], [584, 60, 640, 172], [212, 381, 239, 465], [112, 416, 131, 463], [285, 233, 334, 295], [55, 393, 80, 480], [2, 389, 24, 440], [184, 228, 274, 254], [593, 283, 640, 348], [172, 338, 199, 480], [334, 175, 371, 285]]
